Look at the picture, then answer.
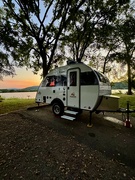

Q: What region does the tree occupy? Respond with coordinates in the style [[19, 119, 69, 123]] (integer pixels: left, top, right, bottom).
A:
[[0, 53, 15, 80], [0, 0, 86, 78], [121, 16, 135, 95], [96, 23, 120, 74], [109, 11, 135, 95], [97, 1, 135, 95], [0, 8, 15, 80], [62, 0, 130, 63]]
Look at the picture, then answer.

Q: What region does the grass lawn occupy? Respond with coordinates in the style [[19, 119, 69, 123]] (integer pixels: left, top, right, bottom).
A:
[[118, 94, 135, 110], [114, 94, 135, 117], [0, 98, 36, 115], [0, 95, 135, 116]]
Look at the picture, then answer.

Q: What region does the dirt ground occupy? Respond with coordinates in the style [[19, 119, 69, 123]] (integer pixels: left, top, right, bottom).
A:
[[0, 105, 135, 180]]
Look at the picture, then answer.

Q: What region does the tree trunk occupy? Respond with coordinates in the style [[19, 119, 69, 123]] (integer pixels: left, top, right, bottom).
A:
[[127, 60, 132, 95], [42, 52, 48, 78], [103, 59, 107, 74]]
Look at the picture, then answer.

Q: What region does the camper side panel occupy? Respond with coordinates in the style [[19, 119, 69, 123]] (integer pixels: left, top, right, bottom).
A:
[[80, 86, 99, 110]]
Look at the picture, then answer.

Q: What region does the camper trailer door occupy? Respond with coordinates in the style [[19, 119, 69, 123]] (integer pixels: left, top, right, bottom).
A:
[[67, 68, 80, 108]]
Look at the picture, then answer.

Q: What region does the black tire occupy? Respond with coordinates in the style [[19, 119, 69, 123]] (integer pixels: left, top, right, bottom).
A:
[[52, 102, 64, 116]]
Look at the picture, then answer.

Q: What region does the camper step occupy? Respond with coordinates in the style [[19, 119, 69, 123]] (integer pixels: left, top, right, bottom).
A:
[[61, 115, 76, 121], [64, 110, 79, 115]]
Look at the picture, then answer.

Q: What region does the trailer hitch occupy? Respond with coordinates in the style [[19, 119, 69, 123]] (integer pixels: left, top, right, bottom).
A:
[[87, 101, 135, 128]]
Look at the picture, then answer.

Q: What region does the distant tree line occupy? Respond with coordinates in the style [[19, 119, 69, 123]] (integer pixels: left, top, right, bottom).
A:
[[111, 81, 128, 90], [0, 87, 38, 93], [0, 0, 135, 94]]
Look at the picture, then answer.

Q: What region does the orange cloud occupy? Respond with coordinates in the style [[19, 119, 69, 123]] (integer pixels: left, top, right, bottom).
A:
[[0, 68, 42, 89], [0, 79, 40, 89]]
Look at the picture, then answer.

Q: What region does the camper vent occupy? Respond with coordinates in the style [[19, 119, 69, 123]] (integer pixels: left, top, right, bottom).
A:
[[67, 60, 77, 65]]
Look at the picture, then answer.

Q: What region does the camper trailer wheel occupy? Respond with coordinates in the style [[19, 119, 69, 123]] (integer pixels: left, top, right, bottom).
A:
[[52, 102, 64, 116]]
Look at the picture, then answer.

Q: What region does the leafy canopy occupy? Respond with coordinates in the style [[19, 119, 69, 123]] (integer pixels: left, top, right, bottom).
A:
[[1, 0, 86, 77]]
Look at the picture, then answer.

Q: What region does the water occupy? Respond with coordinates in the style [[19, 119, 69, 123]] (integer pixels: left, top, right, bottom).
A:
[[112, 89, 135, 94], [112, 89, 128, 94], [0, 89, 133, 99], [0, 92, 37, 99]]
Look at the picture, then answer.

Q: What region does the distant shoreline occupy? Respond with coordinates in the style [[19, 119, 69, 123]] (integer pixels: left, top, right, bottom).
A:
[[0, 90, 37, 93], [0, 86, 38, 93]]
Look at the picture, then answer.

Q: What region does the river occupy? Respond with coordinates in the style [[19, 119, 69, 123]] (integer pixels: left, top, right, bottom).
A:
[[0, 92, 37, 99]]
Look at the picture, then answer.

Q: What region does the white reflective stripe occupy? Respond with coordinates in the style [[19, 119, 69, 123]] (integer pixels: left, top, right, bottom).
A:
[[64, 110, 78, 115], [61, 115, 75, 121]]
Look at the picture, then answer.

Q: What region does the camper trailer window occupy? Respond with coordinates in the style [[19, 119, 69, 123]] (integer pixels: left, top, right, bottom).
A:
[[70, 72, 77, 86], [41, 78, 47, 87], [80, 71, 98, 85], [52, 75, 67, 86], [61, 75, 67, 86], [95, 71, 109, 84], [42, 75, 67, 87], [50, 76, 56, 86], [41, 76, 56, 87]]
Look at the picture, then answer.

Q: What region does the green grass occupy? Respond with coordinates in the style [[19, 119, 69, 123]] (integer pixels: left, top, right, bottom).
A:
[[114, 94, 135, 117], [0, 98, 36, 114], [0, 95, 135, 116], [118, 94, 135, 110]]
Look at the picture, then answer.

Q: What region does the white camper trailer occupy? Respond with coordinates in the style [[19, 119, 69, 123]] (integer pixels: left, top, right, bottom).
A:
[[35, 61, 119, 121]]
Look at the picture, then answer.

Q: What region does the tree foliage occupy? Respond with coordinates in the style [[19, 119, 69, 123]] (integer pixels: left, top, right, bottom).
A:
[[1, 0, 86, 78], [0, 8, 15, 80], [63, 0, 130, 63], [108, 5, 135, 94]]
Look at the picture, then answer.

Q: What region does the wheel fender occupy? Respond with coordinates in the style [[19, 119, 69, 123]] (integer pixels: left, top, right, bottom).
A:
[[51, 98, 64, 107]]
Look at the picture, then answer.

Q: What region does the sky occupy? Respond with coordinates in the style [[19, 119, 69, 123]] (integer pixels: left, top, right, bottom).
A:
[[0, 68, 41, 89]]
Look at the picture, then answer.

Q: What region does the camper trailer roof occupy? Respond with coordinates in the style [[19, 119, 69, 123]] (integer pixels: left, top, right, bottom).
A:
[[48, 62, 93, 76]]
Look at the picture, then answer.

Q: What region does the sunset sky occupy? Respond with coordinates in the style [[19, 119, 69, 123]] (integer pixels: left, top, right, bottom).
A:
[[0, 68, 42, 89]]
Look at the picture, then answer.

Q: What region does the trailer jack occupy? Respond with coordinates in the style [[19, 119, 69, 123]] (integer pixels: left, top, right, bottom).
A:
[[124, 119, 132, 128], [87, 111, 93, 128], [123, 101, 133, 128]]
